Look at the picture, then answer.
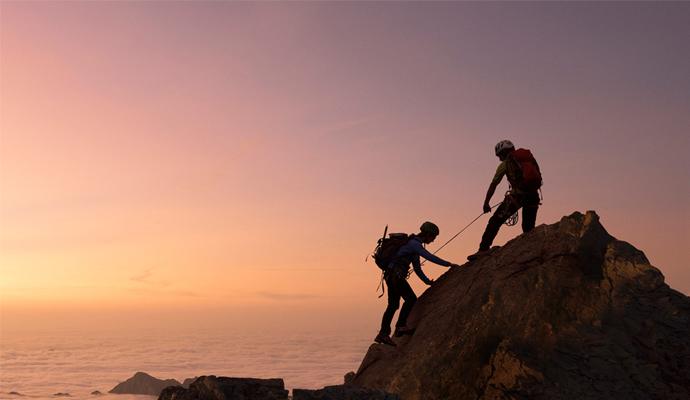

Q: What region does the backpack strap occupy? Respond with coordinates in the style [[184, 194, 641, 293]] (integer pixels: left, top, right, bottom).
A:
[[388, 235, 416, 270], [377, 271, 386, 298]]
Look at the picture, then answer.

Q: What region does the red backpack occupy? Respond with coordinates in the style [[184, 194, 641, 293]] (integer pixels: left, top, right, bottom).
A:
[[508, 148, 542, 191]]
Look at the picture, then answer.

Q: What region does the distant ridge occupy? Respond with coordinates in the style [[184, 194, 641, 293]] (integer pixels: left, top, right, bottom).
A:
[[109, 372, 181, 396]]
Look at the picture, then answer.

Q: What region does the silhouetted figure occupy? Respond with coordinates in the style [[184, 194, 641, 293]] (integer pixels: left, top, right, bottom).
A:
[[375, 221, 460, 346], [468, 140, 542, 260]]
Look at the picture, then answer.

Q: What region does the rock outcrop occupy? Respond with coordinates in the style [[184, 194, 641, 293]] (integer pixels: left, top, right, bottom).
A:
[[343, 372, 356, 385], [110, 372, 181, 396], [158, 376, 288, 400], [353, 211, 690, 400], [182, 377, 197, 388]]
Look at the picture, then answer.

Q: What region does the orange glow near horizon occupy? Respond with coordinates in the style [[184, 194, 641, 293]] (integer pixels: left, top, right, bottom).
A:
[[1, 3, 689, 334]]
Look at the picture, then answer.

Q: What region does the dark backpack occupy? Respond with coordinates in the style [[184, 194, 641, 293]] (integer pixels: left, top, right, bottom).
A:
[[372, 226, 410, 270], [508, 148, 542, 191]]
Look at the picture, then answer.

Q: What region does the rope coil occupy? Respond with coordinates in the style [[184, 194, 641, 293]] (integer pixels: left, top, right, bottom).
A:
[[505, 212, 519, 226]]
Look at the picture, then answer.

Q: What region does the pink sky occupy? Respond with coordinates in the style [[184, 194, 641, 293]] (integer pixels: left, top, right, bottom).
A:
[[1, 2, 688, 334]]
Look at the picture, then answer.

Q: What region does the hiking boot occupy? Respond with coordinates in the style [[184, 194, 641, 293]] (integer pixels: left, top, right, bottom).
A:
[[467, 249, 489, 261], [374, 333, 396, 347], [394, 327, 416, 337], [468, 246, 502, 261]]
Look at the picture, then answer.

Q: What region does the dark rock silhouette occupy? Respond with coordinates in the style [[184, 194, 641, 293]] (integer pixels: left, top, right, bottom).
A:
[[110, 372, 181, 396], [343, 372, 356, 385], [353, 211, 690, 400], [158, 376, 288, 400], [7, 392, 24, 397], [293, 385, 399, 400], [53, 393, 71, 397], [182, 377, 197, 388], [90, 391, 103, 396]]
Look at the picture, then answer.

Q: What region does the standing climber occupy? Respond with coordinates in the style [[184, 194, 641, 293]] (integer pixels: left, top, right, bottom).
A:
[[468, 140, 542, 261], [375, 221, 461, 346]]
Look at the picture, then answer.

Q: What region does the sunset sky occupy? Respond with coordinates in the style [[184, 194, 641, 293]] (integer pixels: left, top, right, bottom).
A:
[[1, 2, 688, 335]]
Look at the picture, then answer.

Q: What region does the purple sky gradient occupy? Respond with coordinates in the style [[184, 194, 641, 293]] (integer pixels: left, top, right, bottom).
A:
[[1, 2, 688, 331]]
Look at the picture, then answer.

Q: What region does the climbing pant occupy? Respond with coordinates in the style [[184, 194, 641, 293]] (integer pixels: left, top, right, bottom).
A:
[[479, 191, 540, 251], [379, 269, 417, 336]]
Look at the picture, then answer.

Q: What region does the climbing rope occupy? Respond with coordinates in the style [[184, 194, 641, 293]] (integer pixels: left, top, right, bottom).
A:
[[420, 201, 503, 264]]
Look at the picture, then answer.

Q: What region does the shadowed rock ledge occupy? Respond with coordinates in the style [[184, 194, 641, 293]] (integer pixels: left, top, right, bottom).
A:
[[293, 385, 400, 400], [158, 376, 289, 400], [352, 211, 690, 400]]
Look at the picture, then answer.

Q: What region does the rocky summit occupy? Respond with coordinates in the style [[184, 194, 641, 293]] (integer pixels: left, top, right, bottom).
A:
[[353, 211, 690, 400]]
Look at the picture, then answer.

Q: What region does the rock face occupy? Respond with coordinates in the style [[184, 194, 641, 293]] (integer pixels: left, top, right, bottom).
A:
[[158, 376, 288, 400], [353, 211, 690, 400], [110, 372, 181, 396], [292, 385, 400, 400], [343, 372, 356, 385], [182, 377, 197, 388]]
